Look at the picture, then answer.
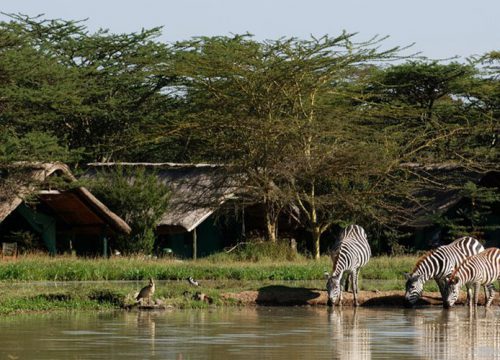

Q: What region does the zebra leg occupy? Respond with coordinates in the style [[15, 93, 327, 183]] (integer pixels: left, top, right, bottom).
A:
[[436, 278, 446, 300], [473, 282, 480, 307], [344, 273, 351, 293], [466, 285, 472, 306], [352, 270, 360, 307], [485, 284, 495, 307]]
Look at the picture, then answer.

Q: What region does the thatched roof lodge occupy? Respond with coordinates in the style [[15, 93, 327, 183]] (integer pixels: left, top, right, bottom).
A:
[[397, 163, 500, 249], [87, 162, 239, 259], [0, 162, 130, 256]]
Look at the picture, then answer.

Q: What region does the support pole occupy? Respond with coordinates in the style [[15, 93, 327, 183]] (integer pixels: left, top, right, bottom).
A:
[[103, 236, 108, 258], [192, 228, 197, 260], [101, 226, 108, 258]]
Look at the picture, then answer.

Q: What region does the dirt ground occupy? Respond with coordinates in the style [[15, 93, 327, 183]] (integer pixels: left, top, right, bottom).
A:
[[222, 286, 500, 307]]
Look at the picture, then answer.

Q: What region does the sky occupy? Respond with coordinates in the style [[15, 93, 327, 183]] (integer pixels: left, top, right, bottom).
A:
[[1, 0, 498, 61]]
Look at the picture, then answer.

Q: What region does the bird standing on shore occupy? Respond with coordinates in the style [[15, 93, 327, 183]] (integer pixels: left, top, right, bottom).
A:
[[187, 276, 200, 287], [136, 278, 155, 305]]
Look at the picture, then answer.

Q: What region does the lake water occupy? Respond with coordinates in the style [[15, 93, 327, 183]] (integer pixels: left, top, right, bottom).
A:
[[1, 306, 499, 359]]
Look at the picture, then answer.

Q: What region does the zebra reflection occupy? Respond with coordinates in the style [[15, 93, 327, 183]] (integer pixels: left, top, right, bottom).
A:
[[413, 309, 500, 359], [327, 308, 371, 360]]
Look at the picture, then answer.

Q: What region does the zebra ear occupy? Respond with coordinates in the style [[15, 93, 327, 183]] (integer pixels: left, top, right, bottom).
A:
[[324, 272, 330, 280], [404, 272, 411, 280]]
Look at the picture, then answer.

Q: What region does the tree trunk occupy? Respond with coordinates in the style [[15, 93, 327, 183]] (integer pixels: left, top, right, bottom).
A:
[[265, 210, 277, 243], [312, 226, 321, 260]]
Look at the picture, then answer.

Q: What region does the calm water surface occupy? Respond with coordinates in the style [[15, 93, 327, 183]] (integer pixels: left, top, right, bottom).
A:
[[1, 306, 499, 359]]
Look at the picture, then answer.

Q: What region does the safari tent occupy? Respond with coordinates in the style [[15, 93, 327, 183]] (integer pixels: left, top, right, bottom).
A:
[[87, 162, 241, 259], [0, 162, 131, 256]]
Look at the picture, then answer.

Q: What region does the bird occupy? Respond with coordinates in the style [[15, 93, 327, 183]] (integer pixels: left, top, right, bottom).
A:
[[136, 278, 155, 305], [187, 276, 200, 287]]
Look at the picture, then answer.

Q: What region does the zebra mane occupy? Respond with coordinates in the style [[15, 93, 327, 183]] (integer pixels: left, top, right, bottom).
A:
[[412, 250, 436, 273], [331, 249, 341, 269]]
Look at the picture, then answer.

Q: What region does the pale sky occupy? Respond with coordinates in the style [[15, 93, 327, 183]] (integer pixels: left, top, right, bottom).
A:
[[1, 0, 498, 60]]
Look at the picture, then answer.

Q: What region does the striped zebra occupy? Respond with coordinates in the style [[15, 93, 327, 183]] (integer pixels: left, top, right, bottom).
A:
[[444, 247, 500, 308], [404, 236, 484, 306], [325, 225, 371, 306]]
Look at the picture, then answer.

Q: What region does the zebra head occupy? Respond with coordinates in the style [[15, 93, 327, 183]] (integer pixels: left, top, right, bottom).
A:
[[404, 273, 424, 305], [443, 276, 460, 308], [325, 273, 342, 306]]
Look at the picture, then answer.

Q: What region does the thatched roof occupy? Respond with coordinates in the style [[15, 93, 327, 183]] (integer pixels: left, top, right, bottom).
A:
[[400, 163, 488, 228], [0, 162, 131, 234], [87, 162, 237, 232]]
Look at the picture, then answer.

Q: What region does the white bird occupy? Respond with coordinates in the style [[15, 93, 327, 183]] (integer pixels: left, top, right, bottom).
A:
[[187, 276, 200, 287]]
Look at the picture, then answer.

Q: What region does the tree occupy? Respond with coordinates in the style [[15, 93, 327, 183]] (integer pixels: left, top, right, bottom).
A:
[[364, 58, 499, 245], [0, 14, 178, 162], [0, 130, 81, 163], [170, 34, 405, 257]]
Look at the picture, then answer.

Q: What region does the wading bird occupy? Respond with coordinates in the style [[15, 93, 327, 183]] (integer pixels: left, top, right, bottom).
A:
[[136, 278, 155, 305]]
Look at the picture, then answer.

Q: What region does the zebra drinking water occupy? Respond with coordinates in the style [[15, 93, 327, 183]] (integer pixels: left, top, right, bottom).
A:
[[444, 247, 500, 308], [404, 236, 484, 306], [325, 225, 371, 306]]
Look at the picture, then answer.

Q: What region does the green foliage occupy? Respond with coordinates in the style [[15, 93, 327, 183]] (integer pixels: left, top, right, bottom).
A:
[[435, 181, 500, 239], [0, 130, 82, 163], [84, 167, 170, 254], [0, 13, 497, 255], [0, 14, 177, 162], [206, 239, 303, 262], [369, 61, 474, 109]]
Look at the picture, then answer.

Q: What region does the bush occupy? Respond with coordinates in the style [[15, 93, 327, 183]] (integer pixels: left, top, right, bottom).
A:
[[231, 239, 302, 262], [84, 166, 170, 254]]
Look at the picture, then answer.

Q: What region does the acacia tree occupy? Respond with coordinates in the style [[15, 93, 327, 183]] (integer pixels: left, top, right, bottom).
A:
[[364, 59, 499, 242], [0, 14, 177, 162], [170, 34, 408, 255]]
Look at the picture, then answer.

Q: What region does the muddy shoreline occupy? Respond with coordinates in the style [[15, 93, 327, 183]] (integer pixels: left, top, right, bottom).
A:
[[221, 287, 500, 307]]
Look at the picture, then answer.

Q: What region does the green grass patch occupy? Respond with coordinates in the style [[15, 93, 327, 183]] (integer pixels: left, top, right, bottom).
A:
[[0, 254, 419, 282], [0, 254, 435, 315]]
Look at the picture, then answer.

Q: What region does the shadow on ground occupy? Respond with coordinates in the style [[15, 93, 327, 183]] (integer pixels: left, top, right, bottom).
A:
[[256, 285, 324, 306]]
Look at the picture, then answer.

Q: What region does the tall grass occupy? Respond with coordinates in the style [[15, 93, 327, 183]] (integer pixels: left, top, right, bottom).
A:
[[0, 254, 419, 282]]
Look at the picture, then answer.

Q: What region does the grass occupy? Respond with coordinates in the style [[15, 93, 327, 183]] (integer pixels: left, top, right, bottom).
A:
[[0, 254, 417, 282], [0, 253, 438, 315]]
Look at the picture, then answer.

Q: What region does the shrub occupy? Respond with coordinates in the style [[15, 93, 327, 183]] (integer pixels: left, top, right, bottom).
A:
[[84, 166, 170, 254], [232, 238, 302, 262]]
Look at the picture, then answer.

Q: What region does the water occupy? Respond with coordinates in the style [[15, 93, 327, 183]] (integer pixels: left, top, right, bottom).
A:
[[1, 306, 499, 359]]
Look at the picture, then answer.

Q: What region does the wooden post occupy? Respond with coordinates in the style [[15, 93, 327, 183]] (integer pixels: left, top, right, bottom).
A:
[[103, 236, 108, 258], [192, 228, 197, 260], [101, 226, 108, 258]]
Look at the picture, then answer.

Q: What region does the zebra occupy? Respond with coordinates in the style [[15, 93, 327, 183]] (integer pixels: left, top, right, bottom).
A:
[[444, 247, 500, 308], [325, 225, 371, 307], [404, 236, 484, 306]]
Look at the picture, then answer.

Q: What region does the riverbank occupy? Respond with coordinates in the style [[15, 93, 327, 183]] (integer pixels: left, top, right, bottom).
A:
[[222, 287, 500, 307], [4, 254, 497, 315], [1, 278, 496, 315]]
